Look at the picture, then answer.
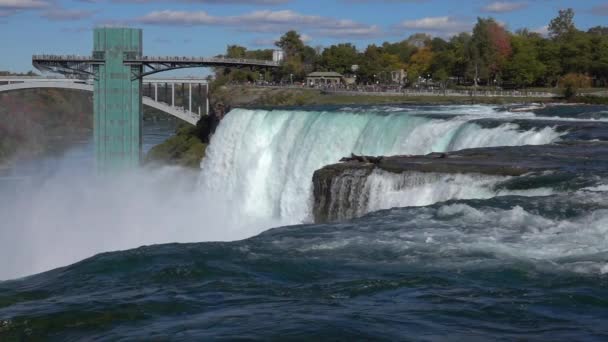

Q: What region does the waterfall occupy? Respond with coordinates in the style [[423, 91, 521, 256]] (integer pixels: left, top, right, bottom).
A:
[[200, 108, 562, 223], [313, 169, 555, 222]]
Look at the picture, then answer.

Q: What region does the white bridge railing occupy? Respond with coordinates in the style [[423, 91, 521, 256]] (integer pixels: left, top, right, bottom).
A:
[[0, 76, 209, 125]]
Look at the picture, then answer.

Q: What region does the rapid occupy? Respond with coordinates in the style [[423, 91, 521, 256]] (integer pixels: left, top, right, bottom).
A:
[[1, 104, 608, 340]]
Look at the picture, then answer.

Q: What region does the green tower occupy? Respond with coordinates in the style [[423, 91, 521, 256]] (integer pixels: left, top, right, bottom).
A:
[[93, 28, 143, 171]]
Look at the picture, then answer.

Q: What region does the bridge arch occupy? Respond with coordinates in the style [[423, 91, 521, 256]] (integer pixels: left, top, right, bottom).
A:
[[0, 81, 200, 125]]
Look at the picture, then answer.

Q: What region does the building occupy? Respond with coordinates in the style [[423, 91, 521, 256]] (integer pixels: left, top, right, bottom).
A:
[[272, 50, 284, 63], [306, 71, 343, 86], [391, 69, 407, 85]]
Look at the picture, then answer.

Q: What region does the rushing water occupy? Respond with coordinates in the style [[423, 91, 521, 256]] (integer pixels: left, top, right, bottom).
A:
[[1, 105, 608, 340], [199, 107, 562, 222]]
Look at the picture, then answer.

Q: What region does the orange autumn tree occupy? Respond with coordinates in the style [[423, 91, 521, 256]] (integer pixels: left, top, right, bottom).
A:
[[470, 18, 512, 85], [487, 21, 512, 78]]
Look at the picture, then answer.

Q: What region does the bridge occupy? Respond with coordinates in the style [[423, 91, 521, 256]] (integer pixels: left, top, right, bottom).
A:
[[0, 76, 209, 125], [29, 27, 280, 171]]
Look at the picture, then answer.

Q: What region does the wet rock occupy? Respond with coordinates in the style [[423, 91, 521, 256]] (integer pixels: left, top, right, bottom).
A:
[[312, 142, 608, 223]]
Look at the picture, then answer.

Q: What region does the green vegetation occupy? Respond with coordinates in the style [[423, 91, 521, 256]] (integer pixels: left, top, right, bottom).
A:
[[212, 86, 554, 107], [145, 115, 217, 168], [217, 8, 608, 94], [146, 124, 207, 168]]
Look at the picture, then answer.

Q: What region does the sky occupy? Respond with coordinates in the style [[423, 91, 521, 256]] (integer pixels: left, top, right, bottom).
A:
[[0, 0, 607, 73]]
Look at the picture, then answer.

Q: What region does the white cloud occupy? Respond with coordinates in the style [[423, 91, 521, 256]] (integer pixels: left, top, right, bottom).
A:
[[0, 0, 50, 9], [533, 25, 549, 37], [112, 0, 290, 3], [42, 9, 95, 21], [396, 16, 472, 36], [482, 1, 527, 14], [300, 33, 312, 42], [138, 10, 218, 25], [136, 9, 382, 39]]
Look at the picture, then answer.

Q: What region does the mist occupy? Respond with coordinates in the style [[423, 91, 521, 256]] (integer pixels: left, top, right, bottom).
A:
[[0, 161, 284, 281]]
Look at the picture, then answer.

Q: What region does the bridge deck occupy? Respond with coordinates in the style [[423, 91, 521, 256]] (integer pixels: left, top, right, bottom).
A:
[[33, 55, 279, 68], [0, 80, 203, 125], [0, 76, 208, 84]]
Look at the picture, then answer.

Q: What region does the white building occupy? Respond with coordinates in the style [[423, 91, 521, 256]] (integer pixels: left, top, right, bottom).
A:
[[273, 50, 285, 63]]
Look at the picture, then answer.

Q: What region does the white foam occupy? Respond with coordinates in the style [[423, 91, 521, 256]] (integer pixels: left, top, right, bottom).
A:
[[582, 184, 608, 192], [287, 200, 608, 275], [200, 108, 562, 223], [323, 170, 555, 220]]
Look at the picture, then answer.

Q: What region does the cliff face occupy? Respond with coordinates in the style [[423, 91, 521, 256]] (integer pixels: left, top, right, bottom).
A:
[[312, 164, 374, 223], [0, 89, 93, 164], [311, 142, 608, 223]]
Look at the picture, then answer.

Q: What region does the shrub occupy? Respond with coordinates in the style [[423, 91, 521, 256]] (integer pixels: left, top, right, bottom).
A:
[[560, 73, 591, 99]]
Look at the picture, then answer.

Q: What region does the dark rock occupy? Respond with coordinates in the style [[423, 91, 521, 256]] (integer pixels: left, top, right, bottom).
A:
[[339, 153, 383, 164], [312, 142, 608, 223]]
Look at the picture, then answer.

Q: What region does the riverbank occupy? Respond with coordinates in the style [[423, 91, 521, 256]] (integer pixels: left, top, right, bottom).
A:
[[212, 85, 566, 107]]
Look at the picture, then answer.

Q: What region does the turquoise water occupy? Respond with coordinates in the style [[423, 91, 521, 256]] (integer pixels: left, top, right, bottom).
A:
[[1, 105, 608, 340]]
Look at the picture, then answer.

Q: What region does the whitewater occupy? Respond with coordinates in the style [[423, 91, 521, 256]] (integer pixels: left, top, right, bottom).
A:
[[0, 105, 581, 279], [2, 104, 608, 340], [200, 107, 561, 222]]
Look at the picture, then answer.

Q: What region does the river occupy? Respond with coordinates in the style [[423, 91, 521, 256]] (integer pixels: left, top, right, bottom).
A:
[[1, 104, 608, 340]]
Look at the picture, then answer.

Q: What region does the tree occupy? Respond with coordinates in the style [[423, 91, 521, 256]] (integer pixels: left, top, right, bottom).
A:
[[276, 30, 305, 58], [382, 40, 417, 64], [448, 33, 472, 83], [226, 45, 247, 58], [559, 31, 592, 74], [407, 47, 434, 85], [560, 73, 591, 98], [487, 21, 512, 74], [301, 45, 319, 73], [407, 33, 431, 48], [590, 34, 608, 86], [431, 48, 457, 87], [537, 39, 562, 86], [469, 18, 512, 85], [430, 37, 449, 53], [548, 8, 576, 40], [319, 43, 360, 74], [588, 26, 608, 36], [504, 35, 546, 88], [469, 18, 492, 85], [358, 45, 403, 83]]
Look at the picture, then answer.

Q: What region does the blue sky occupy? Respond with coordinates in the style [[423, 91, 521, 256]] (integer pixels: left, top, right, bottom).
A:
[[1, 0, 607, 73]]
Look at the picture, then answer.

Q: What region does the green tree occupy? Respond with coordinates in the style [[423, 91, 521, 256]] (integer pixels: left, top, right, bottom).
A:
[[504, 35, 546, 88], [358, 45, 402, 83], [548, 8, 576, 40], [588, 26, 608, 36], [381, 40, 417, 64], [319, 43, 360, 74], [590, 34, 608, 86], [537, 39, 562, 86], [301, 45, 319, 73], [226, 45, 247, 58], [407, 47, 434, 84], [448, 33, 472, 83], [559, 31, 592, 74], [276, 30, 305, 58]]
